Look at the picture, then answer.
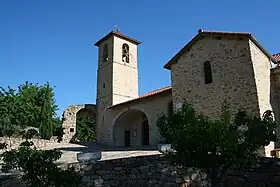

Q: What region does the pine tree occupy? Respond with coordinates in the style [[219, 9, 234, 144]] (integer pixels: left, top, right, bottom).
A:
[[39, 83, 53, 139]]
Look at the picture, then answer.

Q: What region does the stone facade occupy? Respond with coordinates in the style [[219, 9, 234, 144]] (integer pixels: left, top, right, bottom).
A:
[[61, 30, 280, 156], [170, 35, 261, 118], [99, 89, 172, 146], [271, 69, 280, 147], [2, 155, 280, 187], [62, 104, 96, 142], [95, 32, 140, 146]]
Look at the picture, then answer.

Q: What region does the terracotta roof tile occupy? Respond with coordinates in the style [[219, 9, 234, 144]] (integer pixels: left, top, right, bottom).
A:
[[108, 86, 172, 109], [273, 53, 280, 63]]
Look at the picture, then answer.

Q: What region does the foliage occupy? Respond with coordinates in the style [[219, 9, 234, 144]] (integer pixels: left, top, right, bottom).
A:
[[20, 128, 37, 147], [22, 128, 39, 140], [0, 146, 82, 187], [2, 123, 20, 148], [39, 83, 53, 139], [0, 142, 8, 149], [19, 140, 34, 147], [53, 125, 65, 143], [0, 81, 60, 139], [157, 103, 277, 187], [76, 115, 96, 142]]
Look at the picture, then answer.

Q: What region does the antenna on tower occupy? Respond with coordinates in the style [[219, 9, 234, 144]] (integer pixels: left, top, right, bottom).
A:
[[114, 25, 120, 32]]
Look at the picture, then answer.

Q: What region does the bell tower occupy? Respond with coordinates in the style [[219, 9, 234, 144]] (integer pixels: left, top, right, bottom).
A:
[[94, 30, 141, 143]]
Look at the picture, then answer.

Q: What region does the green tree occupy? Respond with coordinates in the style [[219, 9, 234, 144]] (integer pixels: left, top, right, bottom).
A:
[[76, 115, 96, 142], [39, 83, 53, 139], [0, 86, 18, 129], [157, 103, 276, 187], [52, 117, 64, 142], [0, 82, 59, 138]]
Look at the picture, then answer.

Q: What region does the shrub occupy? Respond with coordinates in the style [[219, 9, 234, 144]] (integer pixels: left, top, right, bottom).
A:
[[0, 146, 82, 187], [157, 103, 276, 187]]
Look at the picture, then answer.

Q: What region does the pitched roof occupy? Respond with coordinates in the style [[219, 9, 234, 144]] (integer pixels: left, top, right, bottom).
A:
[[164, 29, 277, 70], [94, 31, 141, 46], [108, 86, 172, 109], [273, 53, 280, 63]]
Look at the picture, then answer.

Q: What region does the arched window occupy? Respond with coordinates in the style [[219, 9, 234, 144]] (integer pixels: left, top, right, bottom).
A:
[[122, 43, 129, 63], [204, 61, 213, 84], [103, 44, 108, 61]]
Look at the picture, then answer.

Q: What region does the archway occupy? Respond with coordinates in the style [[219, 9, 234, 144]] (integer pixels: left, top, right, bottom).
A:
[[74, 108, 96, 142], [62, 104, 96, 142], [113, 110, 149, 147]]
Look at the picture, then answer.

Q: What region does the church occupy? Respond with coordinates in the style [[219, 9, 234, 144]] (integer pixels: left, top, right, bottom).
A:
[[62, 29, 280, 151]]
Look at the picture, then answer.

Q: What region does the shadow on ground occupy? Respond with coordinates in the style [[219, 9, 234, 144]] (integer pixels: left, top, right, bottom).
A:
[[56, 142, 158, 153]]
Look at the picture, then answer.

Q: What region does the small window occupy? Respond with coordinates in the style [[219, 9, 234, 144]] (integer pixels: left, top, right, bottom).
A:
[[102, 116, 104, 122], [122, 43, 129, 63], [70, 128, 74, 132], [103, 83, 105, 88], [103, 44, 108, 61], [204, 61, 213, 84]]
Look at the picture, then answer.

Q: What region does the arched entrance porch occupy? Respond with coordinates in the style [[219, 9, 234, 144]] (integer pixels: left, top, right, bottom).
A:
[[113, 109, 150, 147]]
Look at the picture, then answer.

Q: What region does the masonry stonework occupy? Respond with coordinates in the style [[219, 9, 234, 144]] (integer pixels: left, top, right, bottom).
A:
[[95, 32, 140, 145], [62, 104, 96, 142], [61, 30, 279, 155], [249, 40, 273, 116], [99, 90, 172, 146], [170, 35, 260, 118], [271, 69, 280, 148], [2, 155, 280, 187]]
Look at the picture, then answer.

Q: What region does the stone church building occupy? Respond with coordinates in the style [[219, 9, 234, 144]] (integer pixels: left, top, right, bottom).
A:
[[62, 29, 280, 151]]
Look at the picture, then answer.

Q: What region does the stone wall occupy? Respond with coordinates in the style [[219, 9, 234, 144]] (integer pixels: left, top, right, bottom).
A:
[[0, 137, 57, 151], [62, 104, 97, 142], [2, 154, 280, 187], [70, 155, 280, 187], [100, 90, 172, 146], [271, 69, 280, 148], [170, 35, 261, 119]]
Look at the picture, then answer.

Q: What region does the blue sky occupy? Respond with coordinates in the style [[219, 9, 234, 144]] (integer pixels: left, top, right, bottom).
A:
[[1, 0, 279, 117]]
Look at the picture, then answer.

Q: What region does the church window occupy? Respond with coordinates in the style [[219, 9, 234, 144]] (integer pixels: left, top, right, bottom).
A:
[[122, 43, 129, 63], [103, 44, 108, 61], [204, 61, 213, 84]]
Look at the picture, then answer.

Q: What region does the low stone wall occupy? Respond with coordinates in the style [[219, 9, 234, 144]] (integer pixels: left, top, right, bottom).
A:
[[0, 137, 57, 151], [69, 155, 280, 187], [70, 154, 210, 187], [1, 154, 280, 187]]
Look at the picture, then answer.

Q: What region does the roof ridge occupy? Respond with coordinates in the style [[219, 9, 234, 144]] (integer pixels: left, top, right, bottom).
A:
[[94, 31, 141, 46], [139, 86, 171, 97], [164, 29, 277, 69], [109, 86, 172, 109], [199, 29, 252, 35]]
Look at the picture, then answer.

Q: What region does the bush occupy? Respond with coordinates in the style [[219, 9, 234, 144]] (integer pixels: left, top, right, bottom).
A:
[[22, 128, 39, 140], [157, 103, 277, 187], [76, 116, 96, 142], [0, 146, 82, 187]]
